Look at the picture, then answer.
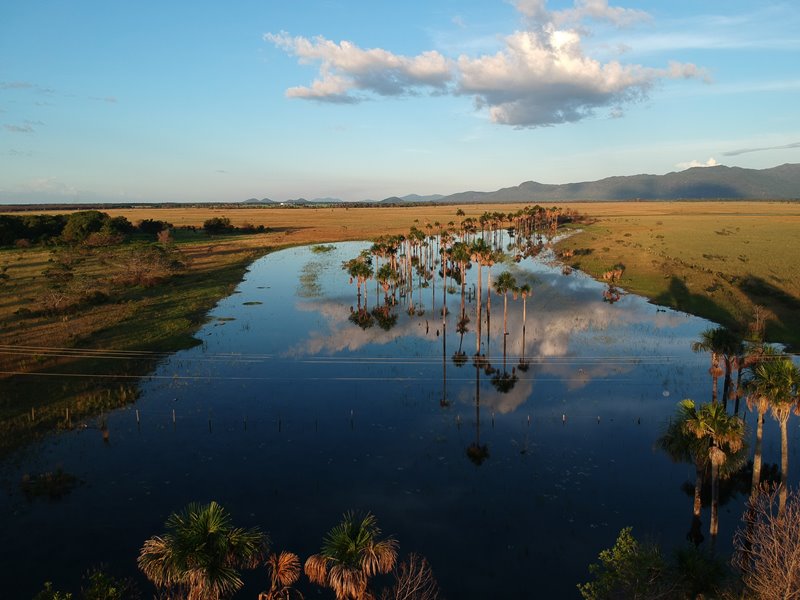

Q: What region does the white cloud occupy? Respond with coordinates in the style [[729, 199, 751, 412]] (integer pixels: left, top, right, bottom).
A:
[[267, 1, 705, 126], [265, 32, 452, 102], [457, 27, 704, 127], [675, 157, 719, 170]]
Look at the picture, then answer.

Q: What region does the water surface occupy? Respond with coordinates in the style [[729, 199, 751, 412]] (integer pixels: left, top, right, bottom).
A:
[[2, 242, 795, 599]]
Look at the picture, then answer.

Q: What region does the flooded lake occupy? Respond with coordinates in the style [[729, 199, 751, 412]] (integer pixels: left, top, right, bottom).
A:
[[2, 241, 796, 598]]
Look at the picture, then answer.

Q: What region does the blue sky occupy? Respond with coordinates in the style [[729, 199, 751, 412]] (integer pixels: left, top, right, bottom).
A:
[[1, 0, 798, 203]]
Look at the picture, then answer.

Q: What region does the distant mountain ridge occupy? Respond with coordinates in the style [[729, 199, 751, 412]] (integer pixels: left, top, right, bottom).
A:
[[246, 163, 799, 205], [437, 163, 800, 203]]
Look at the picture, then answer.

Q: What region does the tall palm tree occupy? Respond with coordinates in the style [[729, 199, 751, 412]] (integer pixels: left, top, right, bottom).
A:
[[748, 354, 799, 514], [683, 400, 746, 545], [744, 347, 780, 499], [305, 512, 398, 600], [656, 400, 712, 546], [691, 328, 727, 405], [493, 271, 517, 337], [138, 501, 266, 600], [469, 238, 492, 354]]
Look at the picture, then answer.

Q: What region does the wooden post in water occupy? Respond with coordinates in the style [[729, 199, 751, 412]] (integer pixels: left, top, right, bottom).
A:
[[136, 409, 140, 425], [172, 409, 176, 425]]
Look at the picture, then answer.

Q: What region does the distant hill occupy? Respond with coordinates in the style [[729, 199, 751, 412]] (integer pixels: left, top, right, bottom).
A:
[[439, 163, 800, 203]]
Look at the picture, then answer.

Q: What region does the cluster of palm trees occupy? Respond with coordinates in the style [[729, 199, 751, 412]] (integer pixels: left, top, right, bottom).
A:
[[659, 325, 799, 550], [341, 207, 572, 469], [138, 503, 428, 600], [340, 205, 569, 334]]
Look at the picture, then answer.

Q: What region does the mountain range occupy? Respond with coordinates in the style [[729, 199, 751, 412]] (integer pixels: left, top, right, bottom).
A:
[[252, 163, 800, 204]]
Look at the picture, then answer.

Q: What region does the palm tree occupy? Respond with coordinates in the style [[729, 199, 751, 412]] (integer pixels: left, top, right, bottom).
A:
[[138, 501, 266, 600], [260, 551, 303, 600], [656, 401, 712, 546], [305, 512, 398, 600], [682, 400, 746, 545], [469, 238, 492, 354], [493, 271, 517, 338], [748, 354, 799, 514], [691, 328, 727, 405]]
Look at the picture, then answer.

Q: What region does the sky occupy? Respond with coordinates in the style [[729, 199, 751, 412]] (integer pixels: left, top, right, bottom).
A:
[[1, 0, 799, 203]]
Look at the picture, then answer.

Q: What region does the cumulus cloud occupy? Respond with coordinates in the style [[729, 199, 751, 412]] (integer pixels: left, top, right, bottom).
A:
[[517, 0, 649, 28], [456, 27, 703, 127], [675, 157, 719, 170], [267, 0, 705, 126], [265, 32, 452, 102]]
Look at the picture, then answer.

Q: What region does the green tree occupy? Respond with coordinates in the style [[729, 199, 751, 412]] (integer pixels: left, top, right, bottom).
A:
[[577, 527, 670, 600], [138, 501, 266, 600], [61, 211, 109, 244], [305, 512, 398, 600]]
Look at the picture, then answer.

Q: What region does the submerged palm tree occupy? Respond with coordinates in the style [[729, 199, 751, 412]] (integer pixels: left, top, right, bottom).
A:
[[493, 270, 517, 337], [682, 400, 746, 546], [305, 512, 398, 600], [748, 354, 799, 514], [691, 328, 728, 405], [656, 401, 712, 546], [138, 501, 266, 600]]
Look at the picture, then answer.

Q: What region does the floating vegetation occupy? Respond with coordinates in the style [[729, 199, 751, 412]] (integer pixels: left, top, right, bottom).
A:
[[242, 301, 263, 306], [21, 468, 80, 501], [311, 244, 336, 253], [216, 317, 236, 322]]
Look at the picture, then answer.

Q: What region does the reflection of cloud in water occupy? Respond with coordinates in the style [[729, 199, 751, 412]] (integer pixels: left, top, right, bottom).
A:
[[287, 299, 432, 355], [287, 263, 699, 401]]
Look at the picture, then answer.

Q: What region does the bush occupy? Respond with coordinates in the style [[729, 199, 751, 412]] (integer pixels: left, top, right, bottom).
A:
[[203, 216, 232, 234], [61, 211, 108, 244], [136, 219, 172, 235]]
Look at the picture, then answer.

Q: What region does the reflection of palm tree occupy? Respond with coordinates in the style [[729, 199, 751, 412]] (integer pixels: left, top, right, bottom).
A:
[[467, 354, 490, 465], [517, 283, 532, 372], [305, 512, 398, 600], [747, 354, 799, 514], [682, 400, 746, 546], [138, 501, 265, 600]]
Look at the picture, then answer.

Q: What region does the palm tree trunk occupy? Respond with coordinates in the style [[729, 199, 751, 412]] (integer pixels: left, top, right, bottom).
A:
[[710, 461, 719, 545], [475, 262, 482, 354], [711, 352, 719, 404], [780, 417, 789, 515], [693, 462, 703, 518], [503, 292, 508, 336], [751, 410, 764, 499], [722, 357, 732, 411]]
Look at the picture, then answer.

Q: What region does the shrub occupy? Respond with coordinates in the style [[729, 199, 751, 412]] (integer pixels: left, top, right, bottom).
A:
[[136, 219, 173, 235], [203, 216, 232, 234]]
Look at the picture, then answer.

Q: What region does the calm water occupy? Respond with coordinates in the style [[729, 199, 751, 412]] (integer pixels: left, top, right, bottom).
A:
[[2, 241, 797, 599]]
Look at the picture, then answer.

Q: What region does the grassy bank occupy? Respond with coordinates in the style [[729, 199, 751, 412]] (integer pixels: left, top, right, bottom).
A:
[[553, 201, 800, 350], [0, 231, 274, 456]]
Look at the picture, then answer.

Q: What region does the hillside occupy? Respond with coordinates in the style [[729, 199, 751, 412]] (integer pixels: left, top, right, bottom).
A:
[[439, 163, 800, 203]]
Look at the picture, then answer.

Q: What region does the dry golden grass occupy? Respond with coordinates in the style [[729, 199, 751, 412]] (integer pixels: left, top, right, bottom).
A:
[[555, 201, 800, 348]]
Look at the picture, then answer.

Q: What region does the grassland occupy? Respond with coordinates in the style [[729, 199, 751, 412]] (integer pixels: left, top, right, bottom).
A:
[[555, 201, 800, 350], [1, 201, 798, 455]]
